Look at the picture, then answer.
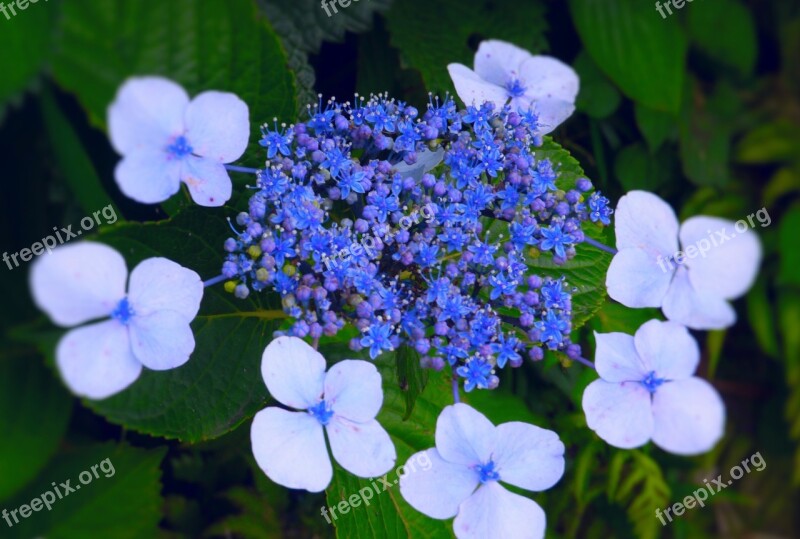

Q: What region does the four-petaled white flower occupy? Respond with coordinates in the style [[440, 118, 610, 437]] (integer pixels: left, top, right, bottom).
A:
[[399, 403, 564, 539], [583, 320, 725, 455], [250, 336, 396, 492], [447, 40, 579, 135], [30, 242, 203, 400], [108, 76, 250, 207], [606, 190, 761, 330]]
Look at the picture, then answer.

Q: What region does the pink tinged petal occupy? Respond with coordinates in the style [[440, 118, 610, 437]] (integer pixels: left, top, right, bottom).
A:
[[324, 360, 383, 422], [128, 310, 195, 371], [261, 336, 326, 410], [614, 191, 679, 256], [185, 91, 250, 163], [473, 40, 534, 86], [633, 320, 699, 380], [606, 247, 673, 308], [525, 97, 576, 135], [30, 242, 127, 327], [593, 331, 648, 382], [519, 55, 579, 102], [127, 257, 203, 319], [652, 378, 725, 456], [56, 321, 142, 400], [115, 148, 182, 204], [447, 63, 510, 110], [181, 155, 232, 207], [453, 482, 546, 539], [436, 403, 496, 467], [680, 216, 762, 300], [108, 76, 188, 155], [492, 422, 565, 492], [582, 380, 654, 449], [662, 267, 736, 330], [326, 416, 396, 478], [250, 407, 332, 492], [399, 449, 479, 519]]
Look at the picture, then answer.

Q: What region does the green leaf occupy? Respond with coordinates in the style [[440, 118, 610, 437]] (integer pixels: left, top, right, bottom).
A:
[[678, 82, 731, 187], [0, 0, 58, 121], [634, 103, 674, 152], [687, 0, 757, 77], [51, 0, 296, 167], [40, 87, 122, 220], [746, 276, 780, 358], [734, 120, 800, 164], [0, 353, 71, 502], [84, 207, 287, 442], [574, 51, 621, 119], [778, 205, 800, 287], [386, 0, 548, 95], [4, 443, 165, 539], [396, 345, 428, 420], [607, 450, 670, 539], [613, 142, 671, 192], [326, 351, 454, 539], [589, 300, 662, 336], [570, 0, 687, 112]]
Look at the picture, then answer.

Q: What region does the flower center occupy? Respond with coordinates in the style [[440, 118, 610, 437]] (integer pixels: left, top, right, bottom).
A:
[[641, 371, 666, 393], [166, 135, 193, 159], [308, 400, 334, 425], [111, 297, 135, 325], [505, 78, 527, 98], [474, 460, 501, 484]]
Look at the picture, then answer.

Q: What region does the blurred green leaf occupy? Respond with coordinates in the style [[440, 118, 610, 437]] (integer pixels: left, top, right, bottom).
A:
[[706, 329, 726, 379], [589, 301, 662, 336], [679, 82, 731, 187], [778, 205, 800, 287], [396, 345, 428, 420], [746, 276, 780, 358], [734, 120, 800, 164], [51, 0, 296, 167], [687, 0, 757, 77], [634, 103, 674, 152], [574, 51, 621, 119], [386, 0, 548, 96], [764, 167, 800, 208], [613, 142, 671, 192], [570, 0, 686, 112], [0, 353, 71, 502], [83, 207, 286, 442], [607, 450, 670, 539], [4, 443, 165, 539]]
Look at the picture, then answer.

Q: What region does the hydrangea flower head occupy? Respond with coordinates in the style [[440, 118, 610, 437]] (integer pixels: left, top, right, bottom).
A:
[[447, 40, 579, 135], [582, 320, 725, 455], [606, 191, 762, 329], [108, 76, 250, 207], [399, 403, 565, 539], [250, 336, 396, 492], [30, 242, 203, 399]]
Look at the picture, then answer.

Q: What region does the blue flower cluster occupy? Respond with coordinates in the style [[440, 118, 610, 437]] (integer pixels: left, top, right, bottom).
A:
[[221, 94, 611, 390]]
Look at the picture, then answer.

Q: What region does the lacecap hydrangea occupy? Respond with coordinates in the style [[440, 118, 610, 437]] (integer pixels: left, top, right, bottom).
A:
[[221, 94, 612, 391]]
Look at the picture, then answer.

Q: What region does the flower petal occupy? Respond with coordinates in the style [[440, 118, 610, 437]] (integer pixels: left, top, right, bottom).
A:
[[185, 91, 250, 163], [181, 155, 233, 207], [251, 407, 332, 492], [327, 416, 396, 478], [492, 422, 565, 491], [56, 320, 142, 400], [447, 63, 509, 110], [525, 97, 576, 135], [519, 55, 579, 102], [680, 216, 762, 300], [399, 448, 479, 519], [115, 148, 182, 204], [594, 330, 648, 382], [324, 360, 383, 422], [614, 191, 679, 256], [394, 147, 445, 181], [662, 267, 736, 330], [453, 482, 546, 539], [108, 76, 188, 155], [606, 247, 673, 308], [582, 379, 654, 449], [128, 310, 195, 371], [30, 242, 127, 327], [261, 336, 326, 410], [652, 378, 725, 456], [473, 40, 533, 86], [633, 320, 699, 380], [127, 257, 203, 319], [436, 403, 496, 467]]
